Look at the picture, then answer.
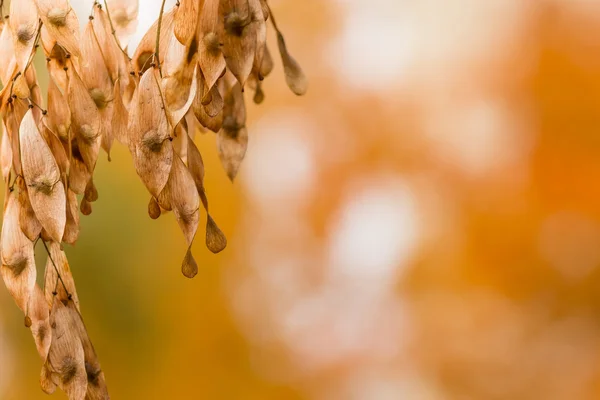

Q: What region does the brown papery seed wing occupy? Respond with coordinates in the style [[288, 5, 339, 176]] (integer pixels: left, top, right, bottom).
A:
[[198, 0, 226, 93], [186, 134, 206, 198], [181, 247, 198, 278], [67, 64, 102, 173], [46, 300, 88, 400], [0, 24, 17, 85], [28, 285, 52, 360], [277, 32, 308, 96], [17, 177, 43, 241], [9, 0, 39, 73], [0, 120, 12, 182], [131, 69, 173, 197], [63, 189, 80, 244], [106, 0, 139, 47], [91, 7, 120, 82], [0, 193, 36, 312], [217, 126, 248, 181], [162, 33, 198, 127], [158, 153, 200, 246], [174, 0, 202, 45], [206, 214, 227, 254], [132, 7, 176, 74], [19, 110, 66, 243], [80, 21, 113, 111], [35, 0, 81, 57], [192, 69, 223, 133], [220, 0, 265, 88], [64, 301, 109, 400], [41, 124, 69, 181], [47, 74, 71, 142], [112, 78, 130, 146]]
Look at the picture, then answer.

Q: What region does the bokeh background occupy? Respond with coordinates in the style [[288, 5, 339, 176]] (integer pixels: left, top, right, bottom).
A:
[[3, 0, 600, 398]]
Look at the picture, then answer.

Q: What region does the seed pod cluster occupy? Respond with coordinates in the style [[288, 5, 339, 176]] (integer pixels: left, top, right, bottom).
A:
[[0, 0, 305, 398]]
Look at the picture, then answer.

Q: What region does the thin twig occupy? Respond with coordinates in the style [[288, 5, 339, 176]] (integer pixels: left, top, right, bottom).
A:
[[102, 0, 131, 61], [154, 0, 168, 77], [23, 21, 43, 74], [41, 239, 71, 298]]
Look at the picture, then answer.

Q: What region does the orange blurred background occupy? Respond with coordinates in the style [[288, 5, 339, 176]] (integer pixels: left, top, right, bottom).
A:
[[3, 0, 600, 399]]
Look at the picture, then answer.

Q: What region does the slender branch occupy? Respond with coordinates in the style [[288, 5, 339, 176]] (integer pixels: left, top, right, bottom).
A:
[[41, 240, 71, 299], [154, 0, 168, 77], [23, 21, 43, 74], [102, 0, 131, 61], [28, 97, 46, 114]]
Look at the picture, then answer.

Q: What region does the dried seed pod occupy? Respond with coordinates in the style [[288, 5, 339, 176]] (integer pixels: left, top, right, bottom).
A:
[[19, 109, 66, 243], [132, 7, 176, 74], [157, 154, 199, 246], [148, 196, 161, 219], [46, 300, 88, 400], [0, 23, 17, 85], [277, 32, 308, 96], [0, 120, 13, 182], [68, 152, 92, 195], [217, 125, 248, 181], [217, 81, 248, 180], [80, 20, 115, 157], [80, 198, 92, 216], [173, 0, 201, 45], [17, 176, 43, 241], [91, 7, 120, 82], [198, 0, 226, 94], [80, 21, 113, 110], [35, 0, 81, 57], [181, 247, 198, 278], [206, 214, 227, 254], [192, 68, 223, 133], [28, 285, 52, 360], [4, 100, 27, 177], [66, 63, 102, 173], [129, 68, 173, 197], [63, 189, 80, 244], [40, 362, 58, 394], [162, 32, 199, 127], [84, 178, 98, 203], [46, 74, 71, 142], [9, 0, 39, 73], [41, 125, 69, 181], [259, 44, 274, 78], [220, 0, 265, 88], [112, 78, 130, 146], [106, 0, 139, 47], [0, 193, 36, 312]]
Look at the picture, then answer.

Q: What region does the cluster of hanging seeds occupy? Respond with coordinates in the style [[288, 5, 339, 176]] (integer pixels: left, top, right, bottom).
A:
[[0, 0, 306, 397]]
